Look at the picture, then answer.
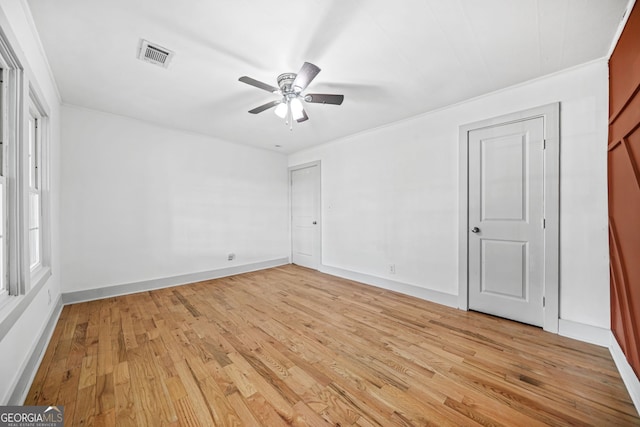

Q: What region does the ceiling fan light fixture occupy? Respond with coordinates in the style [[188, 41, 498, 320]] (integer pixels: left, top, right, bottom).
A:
[[274, 101, 288, 119], [290, 98, 304, 121]]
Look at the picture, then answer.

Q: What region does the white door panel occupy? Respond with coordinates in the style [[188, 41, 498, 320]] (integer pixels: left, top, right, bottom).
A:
[[291, 164, 320, 269], [480, 133, 527, 221], [468, 117, 544, 326], [481, 240, 527, 299]]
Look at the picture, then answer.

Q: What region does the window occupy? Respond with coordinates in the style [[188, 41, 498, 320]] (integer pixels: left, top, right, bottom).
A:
[[27, 88, 50, 289], [0, 67, 6, 298], [28, 103, 42, 270], [0, 26, 51, 305], [0, 32, 21, 300]]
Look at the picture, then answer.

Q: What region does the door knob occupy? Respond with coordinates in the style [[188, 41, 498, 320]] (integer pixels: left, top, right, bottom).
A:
[[471, 227, 480, 233], [312, 221, 317, 225]]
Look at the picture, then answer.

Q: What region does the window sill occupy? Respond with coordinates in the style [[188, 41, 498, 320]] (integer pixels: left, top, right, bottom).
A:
[[0, 292, 22, 335], [0, 265, 53, 341], [31, 265, 52, 291], [0, 291, 16, 314]]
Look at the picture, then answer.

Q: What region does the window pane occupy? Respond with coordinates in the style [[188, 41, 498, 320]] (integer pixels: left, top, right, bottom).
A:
[[0, 181, 3, 238], [0, 181, 3, 290], [29, 228, 39, 269], [34, 118, 39, 190], [28, 115, 35, 188], [0, 68, 3, 178], [29, 191, 39, 228], [29, 191, 40, 269], [0, 236, 3, 290]]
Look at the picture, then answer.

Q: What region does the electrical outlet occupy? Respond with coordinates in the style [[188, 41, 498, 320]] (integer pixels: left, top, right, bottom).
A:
[[389, 264, 396, 274], [228, 253, 235, 261]]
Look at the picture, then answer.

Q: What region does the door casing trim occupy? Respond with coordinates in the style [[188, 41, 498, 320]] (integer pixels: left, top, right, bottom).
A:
[[289, 160, 322, 270], [458, 103, 560, 333]]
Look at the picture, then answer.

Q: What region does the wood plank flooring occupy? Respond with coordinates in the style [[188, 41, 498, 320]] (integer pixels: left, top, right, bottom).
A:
[[26, 265, 639, 426]]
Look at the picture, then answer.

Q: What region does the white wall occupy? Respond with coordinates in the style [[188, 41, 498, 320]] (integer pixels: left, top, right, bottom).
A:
[[289, 60, 610, 329], [61, 105, 289, 293], [0, 1, 62, 403]]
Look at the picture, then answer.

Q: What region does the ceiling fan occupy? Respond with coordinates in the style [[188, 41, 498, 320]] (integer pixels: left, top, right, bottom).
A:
[[239, 62, 344, 129]]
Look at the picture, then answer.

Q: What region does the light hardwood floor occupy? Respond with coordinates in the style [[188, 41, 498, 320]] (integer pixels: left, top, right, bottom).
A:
[[26, 265, 639, 426]]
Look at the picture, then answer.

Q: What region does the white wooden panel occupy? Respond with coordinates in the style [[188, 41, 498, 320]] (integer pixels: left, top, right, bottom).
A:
[[481, 240, 527, 300], [481, 134, 526, 221]]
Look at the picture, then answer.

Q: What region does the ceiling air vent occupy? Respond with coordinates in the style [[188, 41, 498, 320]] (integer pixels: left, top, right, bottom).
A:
[[137, 39, 174, 69]]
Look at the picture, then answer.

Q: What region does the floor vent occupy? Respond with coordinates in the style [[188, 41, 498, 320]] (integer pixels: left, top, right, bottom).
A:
[[137, 39, 174, 69]]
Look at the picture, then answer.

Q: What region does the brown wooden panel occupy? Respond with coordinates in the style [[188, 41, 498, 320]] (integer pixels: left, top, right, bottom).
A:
[[609, 1, 640, 380], [628, 128, 640, 182], [610, 87, 640, 141], [609, 218, 640, 373], [610, 3, 640, 120], [610, 236, 626, 348]]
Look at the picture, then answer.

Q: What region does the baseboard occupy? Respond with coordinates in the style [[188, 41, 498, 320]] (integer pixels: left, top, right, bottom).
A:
[[319, 265, 458, 308], [62, 258, 290, 305], [609, 332, 640, 414], [557, 319, 610, 347], [7, 295, 63, 405]]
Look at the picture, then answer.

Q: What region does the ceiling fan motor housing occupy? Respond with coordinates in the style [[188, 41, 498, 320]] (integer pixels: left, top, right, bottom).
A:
[[277, 73, 298, 94]]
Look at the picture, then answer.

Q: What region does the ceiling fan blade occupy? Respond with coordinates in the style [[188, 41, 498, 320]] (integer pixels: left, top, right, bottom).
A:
[[239, 76, 279, 93], [304, 93, 344, 105], [248, 100, 281, 114], [296, 109, 309, 123], [292, 62, 321, 92]]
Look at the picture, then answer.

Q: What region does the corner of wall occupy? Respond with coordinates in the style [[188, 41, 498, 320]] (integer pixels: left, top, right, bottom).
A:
[[609, 332, 640, 414], [558, 319, 611, 347]]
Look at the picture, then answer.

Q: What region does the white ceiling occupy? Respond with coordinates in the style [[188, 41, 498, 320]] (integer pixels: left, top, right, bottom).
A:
[[27, 0, 628, 153]]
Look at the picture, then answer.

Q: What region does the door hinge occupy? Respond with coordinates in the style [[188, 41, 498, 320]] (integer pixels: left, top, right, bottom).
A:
[[543, 296, 546, 307], [542, 218, 546, 229], [542, 139, 546, 150]]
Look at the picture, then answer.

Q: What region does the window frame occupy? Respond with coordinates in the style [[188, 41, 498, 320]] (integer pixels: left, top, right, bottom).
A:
[[0, 67, 6, 301], [27, 101, 42, 271], [0, 24, 52, 307], [25, 86, 51, 291], [0, 31, 22, 303]]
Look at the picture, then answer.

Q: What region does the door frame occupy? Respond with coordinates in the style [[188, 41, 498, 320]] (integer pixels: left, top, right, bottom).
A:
[[458, 103, 560, 333], [289, 161, 322, 269]]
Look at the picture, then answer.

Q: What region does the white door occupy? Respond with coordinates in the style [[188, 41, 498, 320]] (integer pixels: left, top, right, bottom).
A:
[[468, 117, 545, 326], [291, 163, 320, 269]]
